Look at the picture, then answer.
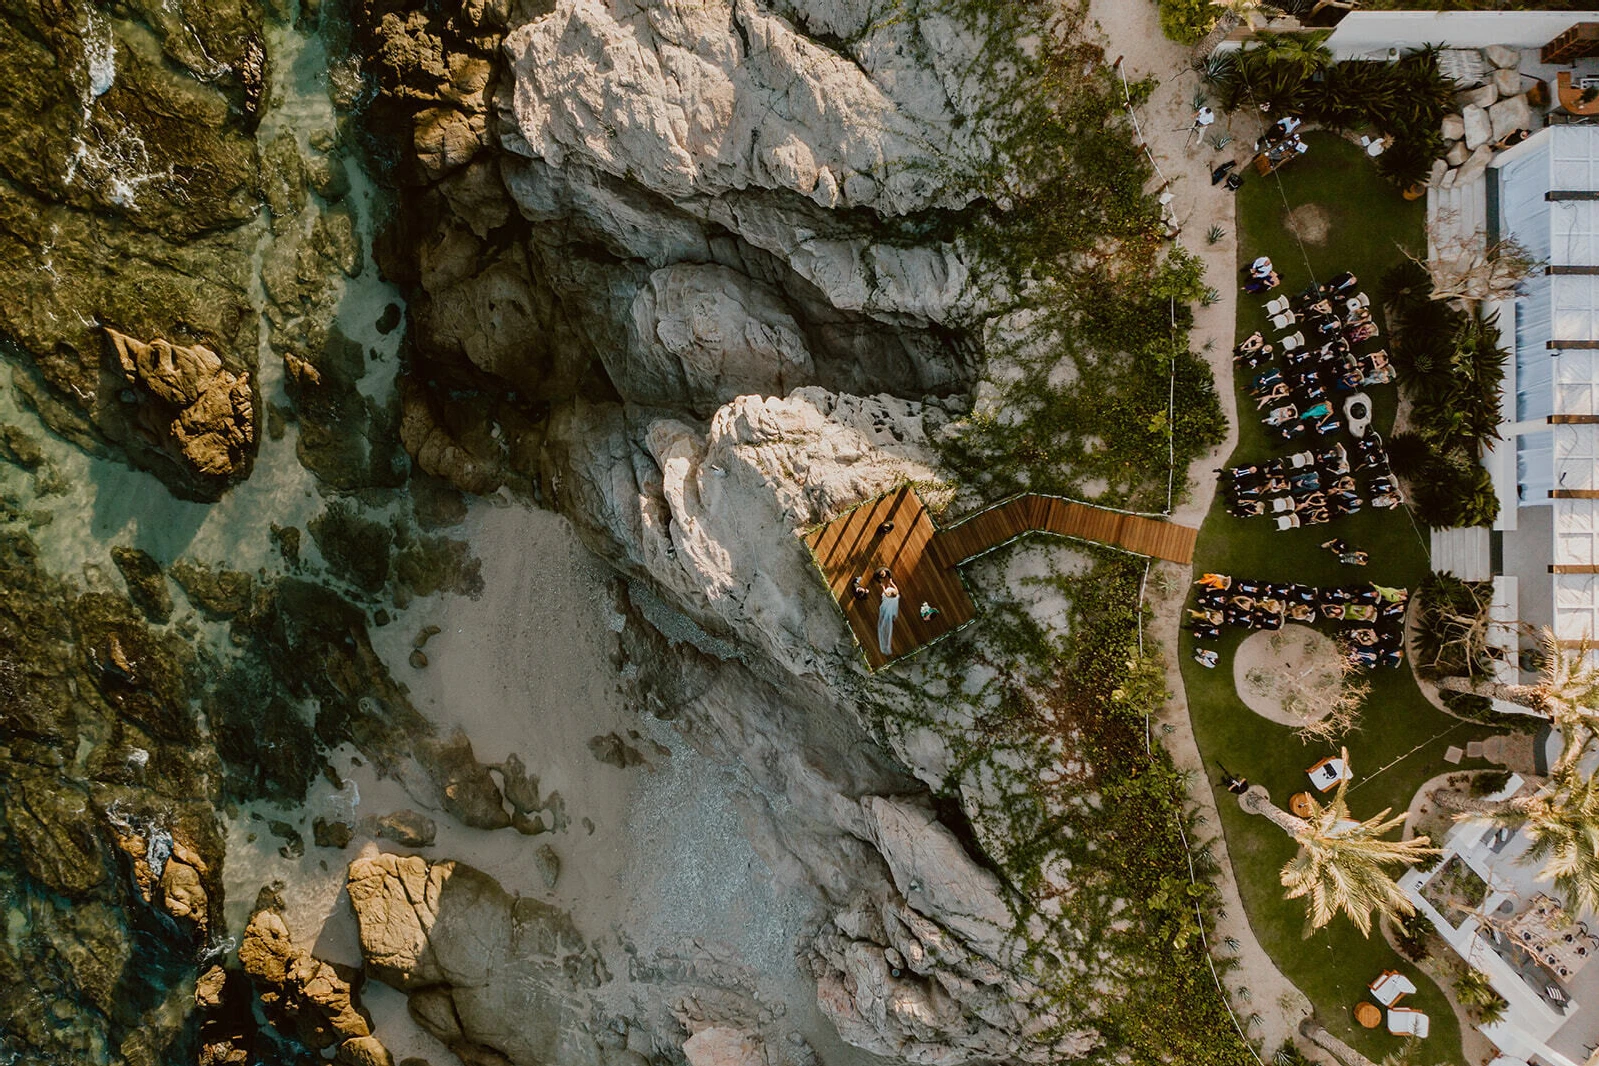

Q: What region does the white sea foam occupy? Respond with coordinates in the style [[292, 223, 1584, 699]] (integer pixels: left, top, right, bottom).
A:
[[84, 19, 115, 98]]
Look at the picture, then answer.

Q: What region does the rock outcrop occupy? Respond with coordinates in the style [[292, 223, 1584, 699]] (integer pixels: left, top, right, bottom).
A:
[[811, 797, 1099, 1065], [106, 329, 256, 487], [542, 388, 948, 677], [239, 891, 373, 1051], [346, 853, 608, 1066]]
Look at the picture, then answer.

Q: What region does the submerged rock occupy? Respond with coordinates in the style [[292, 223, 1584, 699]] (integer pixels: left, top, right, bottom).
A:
[[373, 809, 437, 848], [0, 527, 230, 1062], [110, 546, 173, 623]]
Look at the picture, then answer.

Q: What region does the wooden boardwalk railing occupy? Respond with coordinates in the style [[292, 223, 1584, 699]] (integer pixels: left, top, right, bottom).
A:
[[931, 494, 1197, 569]]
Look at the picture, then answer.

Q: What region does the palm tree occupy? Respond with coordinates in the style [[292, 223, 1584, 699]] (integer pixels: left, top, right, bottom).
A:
[[1434, 769, 1599, 917], [1194, 0, 1281, 59], [1243, 752, 1439, 935], [1511, 772, 1599, 917], [1435, 628, 1599, 769]]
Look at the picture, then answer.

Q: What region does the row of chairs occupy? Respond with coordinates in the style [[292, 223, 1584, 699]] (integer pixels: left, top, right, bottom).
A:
[[1265, 293, 1370, 331]]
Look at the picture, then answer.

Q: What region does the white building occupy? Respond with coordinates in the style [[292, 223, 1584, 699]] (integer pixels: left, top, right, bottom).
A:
[[1480, 126, 1599, 672], [1401, 774, 1599, 1066]]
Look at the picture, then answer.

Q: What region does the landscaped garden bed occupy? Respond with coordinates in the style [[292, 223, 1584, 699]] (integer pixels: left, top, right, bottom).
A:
[[1420, 855, 1490, 927]]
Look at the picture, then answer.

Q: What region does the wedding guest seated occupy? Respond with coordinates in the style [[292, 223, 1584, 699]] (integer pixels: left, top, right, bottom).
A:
[[1256, 383, 1292, 408], [1265, 404, 1298, 426], [1236, 330, 1265, 354], [1252, 368, 1283, 392], [1192, 623, 1221, 641], [1328, 271, 1357, 294], [1287, 602, 1316, 622]]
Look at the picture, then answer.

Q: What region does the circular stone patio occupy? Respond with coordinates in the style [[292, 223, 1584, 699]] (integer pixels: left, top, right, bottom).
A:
[[1233, 624, 1346, 728]]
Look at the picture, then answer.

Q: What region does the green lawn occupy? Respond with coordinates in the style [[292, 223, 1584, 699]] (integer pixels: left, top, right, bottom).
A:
[[1180, 133, 1497, 1063]]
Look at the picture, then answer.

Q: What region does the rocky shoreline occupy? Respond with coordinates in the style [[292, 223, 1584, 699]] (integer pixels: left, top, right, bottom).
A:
[[0, 0, 1235, 1064]]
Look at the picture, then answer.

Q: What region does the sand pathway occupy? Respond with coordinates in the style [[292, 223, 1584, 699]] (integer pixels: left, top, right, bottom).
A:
[[1084, 0, 1311, 1053]]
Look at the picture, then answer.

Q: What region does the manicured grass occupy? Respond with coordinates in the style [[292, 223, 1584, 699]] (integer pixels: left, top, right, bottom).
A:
[[1181, 134, 1497, 1064]]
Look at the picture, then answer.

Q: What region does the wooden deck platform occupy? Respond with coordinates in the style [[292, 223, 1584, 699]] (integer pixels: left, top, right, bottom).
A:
[[802, 486, 978, 669], [802, 487, 1197, 670]]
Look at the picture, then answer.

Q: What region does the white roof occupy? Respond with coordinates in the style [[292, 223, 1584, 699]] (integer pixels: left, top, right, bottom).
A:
[[1500, 129, 1599, 649], [1324, 12, 1599, 60]]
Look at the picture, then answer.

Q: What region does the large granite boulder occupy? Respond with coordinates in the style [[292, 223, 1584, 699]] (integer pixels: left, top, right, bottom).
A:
[[1462, 104, 1492, 151], [346, 853, 607, 1066], [1490, 94, 1532, 142], [810, 796, 1100, 1065], [1483, 44, 1520, 69], [541, 387, 945, 677]]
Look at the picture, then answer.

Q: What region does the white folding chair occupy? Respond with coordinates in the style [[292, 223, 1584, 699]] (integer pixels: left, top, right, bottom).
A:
[[1287, 451, 1315, 470], [1280, 331, 1306, 352], [1264, 296, 1291, 316], [1269, 496, 1294, 513], [1274, 514, 1300, 531], [1347, 292, 1370, 310], [1271, 311, 1297, 330]]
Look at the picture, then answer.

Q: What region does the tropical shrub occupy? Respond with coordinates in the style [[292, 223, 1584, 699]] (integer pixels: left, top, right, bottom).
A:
[[1454, 968, 1509, 1025], [1381, 262, 1507, 528], [1206, 36, 1454, 189], [1157, 0, 1220, 45]]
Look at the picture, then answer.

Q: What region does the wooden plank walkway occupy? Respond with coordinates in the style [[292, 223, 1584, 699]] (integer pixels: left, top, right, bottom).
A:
[[803, 486, 1198, 670], [933, 494, 1198, 567]]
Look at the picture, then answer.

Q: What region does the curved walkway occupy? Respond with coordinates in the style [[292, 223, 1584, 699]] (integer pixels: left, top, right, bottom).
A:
[[1084, 0, 1306, 1054]]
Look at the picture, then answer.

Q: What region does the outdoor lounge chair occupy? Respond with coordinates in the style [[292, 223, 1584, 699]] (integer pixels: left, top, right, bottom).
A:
[[1264, 296, 1291, 316], [1280, 331, 1306, 353], [1386, 1008, 1429, 1038], [1306, 756, 1350, 791], [1271, 311, 1297, 330], [1274, 514, 1300, 531], [1369, 971, 1417, 1007]]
